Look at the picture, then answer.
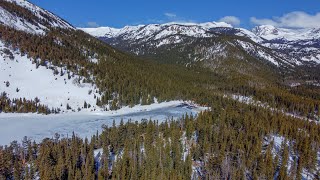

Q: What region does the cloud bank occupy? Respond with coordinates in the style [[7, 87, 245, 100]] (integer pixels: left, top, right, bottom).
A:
[[251, 11, 320, 29], [164, 12, 177, 18], [86, 21, 99, 28], [219, 16, 240, 26]]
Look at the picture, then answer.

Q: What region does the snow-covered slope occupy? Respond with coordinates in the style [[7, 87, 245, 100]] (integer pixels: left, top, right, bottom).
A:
[[0, 0, 74, 34], [0, 0, 104, 113], [0, 40, 100, 112], [0, 5, 44, 34]]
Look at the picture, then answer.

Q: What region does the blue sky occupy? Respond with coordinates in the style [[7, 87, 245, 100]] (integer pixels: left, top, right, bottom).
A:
[[29, 0, 320, 29]]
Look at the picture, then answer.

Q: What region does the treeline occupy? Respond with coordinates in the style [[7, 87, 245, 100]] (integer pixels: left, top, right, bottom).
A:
[[1, 98, 319, 179], [0, 92, 52, 114]]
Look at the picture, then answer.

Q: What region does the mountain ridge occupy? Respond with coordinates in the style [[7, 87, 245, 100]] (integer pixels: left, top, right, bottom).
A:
[[80, 22, 320, 66], [80, 22, 320, 42]]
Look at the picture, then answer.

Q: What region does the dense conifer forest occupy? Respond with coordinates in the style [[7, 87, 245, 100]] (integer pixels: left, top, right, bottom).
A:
[[1, 98, 320, 179], [1, 1, 320, 179]]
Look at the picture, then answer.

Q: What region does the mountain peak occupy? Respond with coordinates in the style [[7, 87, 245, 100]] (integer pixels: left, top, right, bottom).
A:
[[252, 25, 320, 41], [161, 21, 233, 28], [252, 25, 279, 37]]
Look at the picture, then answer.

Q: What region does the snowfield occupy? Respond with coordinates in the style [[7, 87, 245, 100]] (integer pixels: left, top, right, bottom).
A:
[[0, 101, 208, 145]]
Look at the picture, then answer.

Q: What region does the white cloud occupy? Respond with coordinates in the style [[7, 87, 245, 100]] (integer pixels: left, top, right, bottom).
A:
[[251, 11, 320, 29], [87, 22, 99, 28], [132, 13, 195, 26], [164, 12, 177, 18], [219, 16, 240, 26], [162, 12, 195, 23]]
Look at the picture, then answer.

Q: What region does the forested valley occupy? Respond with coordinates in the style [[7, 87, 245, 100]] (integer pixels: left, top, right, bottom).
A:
[[0, 0, 320, 179]]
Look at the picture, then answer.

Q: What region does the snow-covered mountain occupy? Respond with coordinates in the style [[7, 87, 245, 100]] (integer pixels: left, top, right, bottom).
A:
[[0, 0, 74, 34], [252, 25, 320, 41], [79, 21, 232, 39], [252, 25, 320, 64], [80, 22, 320, 66]]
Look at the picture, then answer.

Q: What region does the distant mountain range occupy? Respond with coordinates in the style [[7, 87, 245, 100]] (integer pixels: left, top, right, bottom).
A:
[[80, 22, 320, 85], [80, 22, 320, 65]]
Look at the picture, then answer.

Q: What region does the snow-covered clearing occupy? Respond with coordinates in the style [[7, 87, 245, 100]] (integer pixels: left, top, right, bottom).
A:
[[0, 101, 207, 145]]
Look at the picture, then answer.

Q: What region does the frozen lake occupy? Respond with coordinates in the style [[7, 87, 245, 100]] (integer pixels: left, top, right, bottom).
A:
[[0, 101, 206, 145]]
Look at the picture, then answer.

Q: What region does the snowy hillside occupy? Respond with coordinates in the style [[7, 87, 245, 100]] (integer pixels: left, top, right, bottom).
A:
[[0, 40, 100, 112], [0, 0, 73, 34]]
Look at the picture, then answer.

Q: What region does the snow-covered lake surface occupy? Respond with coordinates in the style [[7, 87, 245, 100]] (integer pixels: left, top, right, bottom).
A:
[[0, 101, 207, 145]]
